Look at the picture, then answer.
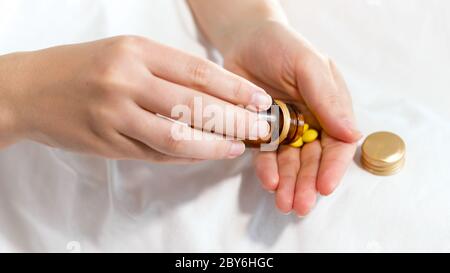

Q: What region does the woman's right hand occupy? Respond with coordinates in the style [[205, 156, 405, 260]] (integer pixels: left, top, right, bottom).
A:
[[0, 36, 272, 163]]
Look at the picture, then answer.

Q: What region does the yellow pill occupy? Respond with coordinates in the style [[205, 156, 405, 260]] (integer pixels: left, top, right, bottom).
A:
[[302, 129, 319, 143], [303, 123, 309, 133], [290, 137, 304, 148]]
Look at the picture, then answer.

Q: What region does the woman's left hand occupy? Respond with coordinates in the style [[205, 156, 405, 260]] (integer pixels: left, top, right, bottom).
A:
[[222, 21, 361, 216]]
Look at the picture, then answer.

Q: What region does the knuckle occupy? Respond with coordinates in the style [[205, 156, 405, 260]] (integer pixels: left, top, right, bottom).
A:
[[89, 63, 123, 94], [299, 159, 317, 172], [95, 71, 121, 95], [93, 36, 143, 77], [231, 80, 245, 101], [278, 157, 300, 170], [111, 35, 144, 55], [89, 68, 131, 102], [186, 60, 211, 88], [88, 105, 107, 122], [298, 174, 317, 183]]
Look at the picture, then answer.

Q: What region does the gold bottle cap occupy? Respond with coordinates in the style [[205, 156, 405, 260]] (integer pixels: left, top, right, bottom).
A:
[[361, 131, 406, 176]]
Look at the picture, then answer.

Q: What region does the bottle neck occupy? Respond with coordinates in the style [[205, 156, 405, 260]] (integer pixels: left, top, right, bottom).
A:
[[281, 102, 305, 145], [243, 100, 305, 148]]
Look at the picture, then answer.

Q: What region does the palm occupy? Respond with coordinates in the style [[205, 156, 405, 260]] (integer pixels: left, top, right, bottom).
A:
[[224, 22, 359, 215]]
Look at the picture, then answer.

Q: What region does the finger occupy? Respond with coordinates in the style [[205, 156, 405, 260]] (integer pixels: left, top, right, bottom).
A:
[[328, 59, 360, 138], [275, 146, 300, 214], [136, 76, 270, 140], [296, 54, 361, 143], [224, 67, 323, 131], [144, 42, 272, 111], [120, 106, 246, 160], [114, 132, 205, 164], [226, 64, 296, 102], [253, 151, 279, 192], [317, 132, 357, 196], [293, 141, 321, 216]]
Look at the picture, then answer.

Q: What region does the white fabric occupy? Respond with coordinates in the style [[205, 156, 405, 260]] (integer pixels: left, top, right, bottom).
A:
[[0, 0, 449, 252]]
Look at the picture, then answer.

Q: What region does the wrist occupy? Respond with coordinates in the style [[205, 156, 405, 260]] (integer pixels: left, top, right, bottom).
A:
[[216, 16, 289, 56], [189, 0, 289, 55]]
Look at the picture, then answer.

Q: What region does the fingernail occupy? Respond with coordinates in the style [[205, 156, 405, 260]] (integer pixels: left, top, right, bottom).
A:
[[250, 120, 270, 139], [228, 141, 245, 159], [250, 92, 272, 111]]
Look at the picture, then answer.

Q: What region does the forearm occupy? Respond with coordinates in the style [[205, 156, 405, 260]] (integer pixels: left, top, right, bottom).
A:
[[188, 0, 288, 54]]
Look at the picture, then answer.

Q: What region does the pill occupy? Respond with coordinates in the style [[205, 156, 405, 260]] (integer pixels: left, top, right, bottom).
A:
[[302, 129, 319, 143], [303, 123, 309, 133], [290, 137, 304, 148]]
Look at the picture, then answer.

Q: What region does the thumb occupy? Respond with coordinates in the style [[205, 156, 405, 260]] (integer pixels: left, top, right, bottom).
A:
[[296, 56, 362, 143]]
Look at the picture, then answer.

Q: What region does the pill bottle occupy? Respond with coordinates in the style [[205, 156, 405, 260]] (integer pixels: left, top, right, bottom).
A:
[[245, 100, 306, 149]]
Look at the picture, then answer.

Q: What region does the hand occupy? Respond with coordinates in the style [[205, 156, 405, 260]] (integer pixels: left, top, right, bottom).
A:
[[223, 21, 361, 215], [0, 36, 273, 162]]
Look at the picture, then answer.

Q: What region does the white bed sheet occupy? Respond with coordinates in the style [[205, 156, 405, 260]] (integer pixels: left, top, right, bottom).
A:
[[0, 0, 449, 252]]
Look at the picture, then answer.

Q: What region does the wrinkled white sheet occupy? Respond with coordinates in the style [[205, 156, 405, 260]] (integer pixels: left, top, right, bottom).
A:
[[0, 0, 450, 252]]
